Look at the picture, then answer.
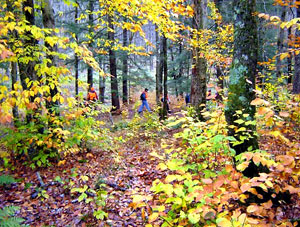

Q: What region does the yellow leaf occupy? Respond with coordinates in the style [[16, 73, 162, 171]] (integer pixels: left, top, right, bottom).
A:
[[132, 195, 144, 204], [217, 217, 232, 227], [148, 212, 159, 223], [280, 52, 289, 61], [58, 160, 66, 166]]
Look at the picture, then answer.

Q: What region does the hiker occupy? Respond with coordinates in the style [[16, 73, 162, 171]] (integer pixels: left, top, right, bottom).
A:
[[185, 93, 190, 106], [87, 87, 98, 102], [138, 88, 151, 113], [161, 94, 171, 113]]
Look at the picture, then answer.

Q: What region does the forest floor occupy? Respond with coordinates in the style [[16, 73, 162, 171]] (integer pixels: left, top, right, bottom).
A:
[[1, 102, 300, 226], [0, 103, 181, 226]]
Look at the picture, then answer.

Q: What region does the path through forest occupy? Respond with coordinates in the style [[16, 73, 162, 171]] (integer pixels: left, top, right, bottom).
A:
[[0, 104, 178, 226]]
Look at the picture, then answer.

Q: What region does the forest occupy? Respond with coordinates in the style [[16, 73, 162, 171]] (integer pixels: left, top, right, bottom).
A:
[[0, 0, 300, 226]]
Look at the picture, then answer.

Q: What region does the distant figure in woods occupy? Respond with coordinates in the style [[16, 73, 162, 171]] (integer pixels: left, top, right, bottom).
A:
[[206, 89, 212, 101], [87, 87, 98, 102], [185, 93, 190, 106], [161, 94, 171, 113], [138, 88, 151, 113]]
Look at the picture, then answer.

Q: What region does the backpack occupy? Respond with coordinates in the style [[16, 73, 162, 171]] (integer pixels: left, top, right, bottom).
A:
[[88, 91, 97, 101], [140, 92, 146, 100]]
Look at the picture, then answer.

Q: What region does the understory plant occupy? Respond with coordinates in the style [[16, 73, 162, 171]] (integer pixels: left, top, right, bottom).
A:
[[146, 102, 300, 226]]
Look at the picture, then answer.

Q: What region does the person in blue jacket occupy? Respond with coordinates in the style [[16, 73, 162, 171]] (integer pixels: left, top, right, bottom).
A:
[[138, 88, 151, 113]]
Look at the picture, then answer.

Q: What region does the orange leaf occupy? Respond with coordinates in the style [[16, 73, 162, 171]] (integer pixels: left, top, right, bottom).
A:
[[241, 183, 251, 192], [257, 107, 270, 115], [262, 200, 273, 209], [251, 98, 265, 105], [247, 205, 258, 213], [279, 111, 289, 117], [58, 160, 66, 166], [202, 178, 213, 184]]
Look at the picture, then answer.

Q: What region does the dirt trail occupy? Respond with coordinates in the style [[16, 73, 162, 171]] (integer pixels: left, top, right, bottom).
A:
[[0, 109, 178, 226]]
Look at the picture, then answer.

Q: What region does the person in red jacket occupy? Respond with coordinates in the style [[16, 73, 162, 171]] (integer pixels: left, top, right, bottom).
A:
[[87, 87, 98, 102]]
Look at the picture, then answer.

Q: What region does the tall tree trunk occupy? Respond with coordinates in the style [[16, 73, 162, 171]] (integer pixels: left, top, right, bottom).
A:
[[178, 41, 183, 97], [287, 27, 292, 84], [108, 15, 120, 110], [190, 0, 207, 120], [19, 0, 37, 91], [6, 0, 19, 124], [155, 26, 162, 104], [161, 36, 168, 119], [122, 25, 128, 105], [19, 0, 38, 124], [276, 5, 287, 79], [214, 0, 223, 91], [11, 62, 19, 124], [225, 0, 259, 177], [170, 45, 178, 97], [75, 1, 79, 96], [293, 6, 300, 94], [87, 0, 94, 90], [42, 0, 59, 115], [99, 76, 105, 103]]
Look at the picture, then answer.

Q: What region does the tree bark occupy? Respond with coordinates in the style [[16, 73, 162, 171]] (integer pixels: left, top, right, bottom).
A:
[[75, 1, 79, 96], [155, 26, 162, 104], [122, 25, 128, 104], [42, 0, 59, 114], [178, 41, 183, 97], [160, 36, 168, 120], [190, 0, 207, 120], [19, 0, 37, 92], [87, 0, 94, 90], [276, 5, 287, 79], [108, 15, 120, 110], [287, 27, 292, 84], [225, 0, 259, 177], [11, 62, 19, 124], [6, 0, 19, 124], [293, 6, 300, 93]]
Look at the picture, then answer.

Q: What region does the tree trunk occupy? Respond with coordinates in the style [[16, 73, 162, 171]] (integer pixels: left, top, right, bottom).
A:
[[19, 0, 37, 92], [18, 0, 38, 124], [42, 0, 59, 114], [293, 6, 300, 93], [11, 62, 19, 124], [170, 45, 178, 97], [190, 0, 207, 120], [75, 1, 79, 96], [155, 26, 162, 104], [276, 5, 287, 79], [225, 0, 259, 177], [287, 27, 292, 84], [108, 15, 120, 110], [87, 0, 94, 90], [6, 0, 19, 124], [99, 76, 105, 103], [122, 25, 128, 105], [161, 36, 168, 120], [178, 41, 183, 97]]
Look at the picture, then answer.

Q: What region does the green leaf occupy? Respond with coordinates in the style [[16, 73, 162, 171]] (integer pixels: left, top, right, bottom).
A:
[[234, 119, 244, 124], [78, 192, 87, 202], [188, 211, 200, 224]]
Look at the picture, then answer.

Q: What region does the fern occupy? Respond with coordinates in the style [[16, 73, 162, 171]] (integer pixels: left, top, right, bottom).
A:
[[0, 206, 26, 227], [0, 175, 16, 186]]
